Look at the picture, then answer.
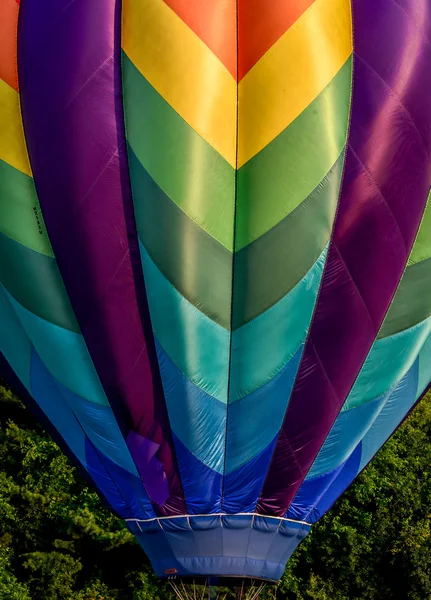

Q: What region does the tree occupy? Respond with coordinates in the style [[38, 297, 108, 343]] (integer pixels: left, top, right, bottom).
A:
[[0, 383, 430, 599]]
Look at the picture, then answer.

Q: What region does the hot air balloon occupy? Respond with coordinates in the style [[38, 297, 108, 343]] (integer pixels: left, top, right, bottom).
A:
[[1, 0, 431, 598]]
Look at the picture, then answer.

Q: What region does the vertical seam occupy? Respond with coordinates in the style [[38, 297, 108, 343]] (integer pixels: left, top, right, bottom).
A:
[[220, 0, 240, 511]]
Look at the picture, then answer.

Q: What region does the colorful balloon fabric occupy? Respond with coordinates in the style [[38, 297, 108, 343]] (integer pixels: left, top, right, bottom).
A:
[[1, 0, 431, 583]]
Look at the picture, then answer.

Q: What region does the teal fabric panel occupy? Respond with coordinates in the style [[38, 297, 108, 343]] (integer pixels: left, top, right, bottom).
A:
[[230, 246, 328, 401], [358, 358, 419, 471], [156, 341, 226, 472], [0, 284, 32, 390], [418, 333, 431, 395], [306, 392, 389, 479], [139, 242, 229, 402], [4, 288, 107, 406], [344, 316, 431, 411]]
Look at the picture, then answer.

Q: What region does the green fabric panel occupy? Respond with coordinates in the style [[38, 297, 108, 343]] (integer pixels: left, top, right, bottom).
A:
[[232, 153, 344, 329], [0, 159, 53, 257], [378, 257, 431, 339], [123, 53, 235, 251], [236, 57, 352, 250], [344, 317, 431, 411], [408, 191, 431, 266], [128, 147, 232, 329], [0, 231, 79, 332]]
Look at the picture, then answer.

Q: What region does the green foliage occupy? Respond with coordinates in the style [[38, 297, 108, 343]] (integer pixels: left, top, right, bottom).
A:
[[0, 383, 430, 599]]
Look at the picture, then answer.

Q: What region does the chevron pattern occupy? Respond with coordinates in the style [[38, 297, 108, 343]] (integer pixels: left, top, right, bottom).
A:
[[122, 0, 353, 512]]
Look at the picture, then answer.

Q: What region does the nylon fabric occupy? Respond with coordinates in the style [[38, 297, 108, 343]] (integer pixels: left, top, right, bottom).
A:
[[237, 0, 316, 80], [129, 147, 232, 328], [286, 444, 362, 523], [171, 433, 223, 514], [226, 345, 304, 474], [123, 0, 236, 166], [0, 232, 79, 332], [238, 0, 352, 166], [306, 394, 389, 480], [140, 242, 229, 402], [233, 153, 345, 327], [236, 59, 351, 250], [4, 288, 108, 405], [162, 0, 236, 78], [0, 160, 52, 256], [345, 316, 431, 411], [0, 79, 31, 175], [223, 439, 277, 513], [123, 55, 235, 251], [155, 341, 226, 472], [230, 247, 327, 401], [0, 0, 19, 90], [378, 258, 431, 338]]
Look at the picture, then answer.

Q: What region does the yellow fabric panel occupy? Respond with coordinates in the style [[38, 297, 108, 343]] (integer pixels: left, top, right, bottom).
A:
[[0, 78, 31, 176], [238, 0, 353, 167], [123, 0, 237, 167]]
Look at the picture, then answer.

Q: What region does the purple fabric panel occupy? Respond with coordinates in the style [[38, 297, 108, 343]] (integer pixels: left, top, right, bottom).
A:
[[18, 0, 185, 515], [257, 0, 431, 516]]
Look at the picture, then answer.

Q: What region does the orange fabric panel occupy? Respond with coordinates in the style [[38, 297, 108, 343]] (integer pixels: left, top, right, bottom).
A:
[[0, 0, 19, 90], [238, 0, 316, 80], [163, 0, 237, 78]]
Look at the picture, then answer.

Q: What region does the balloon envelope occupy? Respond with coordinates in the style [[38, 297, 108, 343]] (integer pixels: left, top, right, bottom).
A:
[[1, 0, 431, 584]]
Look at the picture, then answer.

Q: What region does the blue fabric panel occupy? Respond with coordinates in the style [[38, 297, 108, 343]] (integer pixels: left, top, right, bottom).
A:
[[84, 439, 153, 520], [223, 437, 276, 514], [172, 433, 222, 514], [132, 514, 309, 581], [418, 332, 431, 395], [31, 349, 138, 475], [307, 391, 389, 479], [312, 443, 362, 521], [286, 443, 362, 524], [345, 316, 431, 411], [285, 460, 348, 522], [358, 358, 419, 471], [5, 287, 107, 405], [226, 344, 303, 474], [230, 246, 327, 401], [0, 284, 32, 390], [155, 340, 225, 472], [140, 242, 229, 402]]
